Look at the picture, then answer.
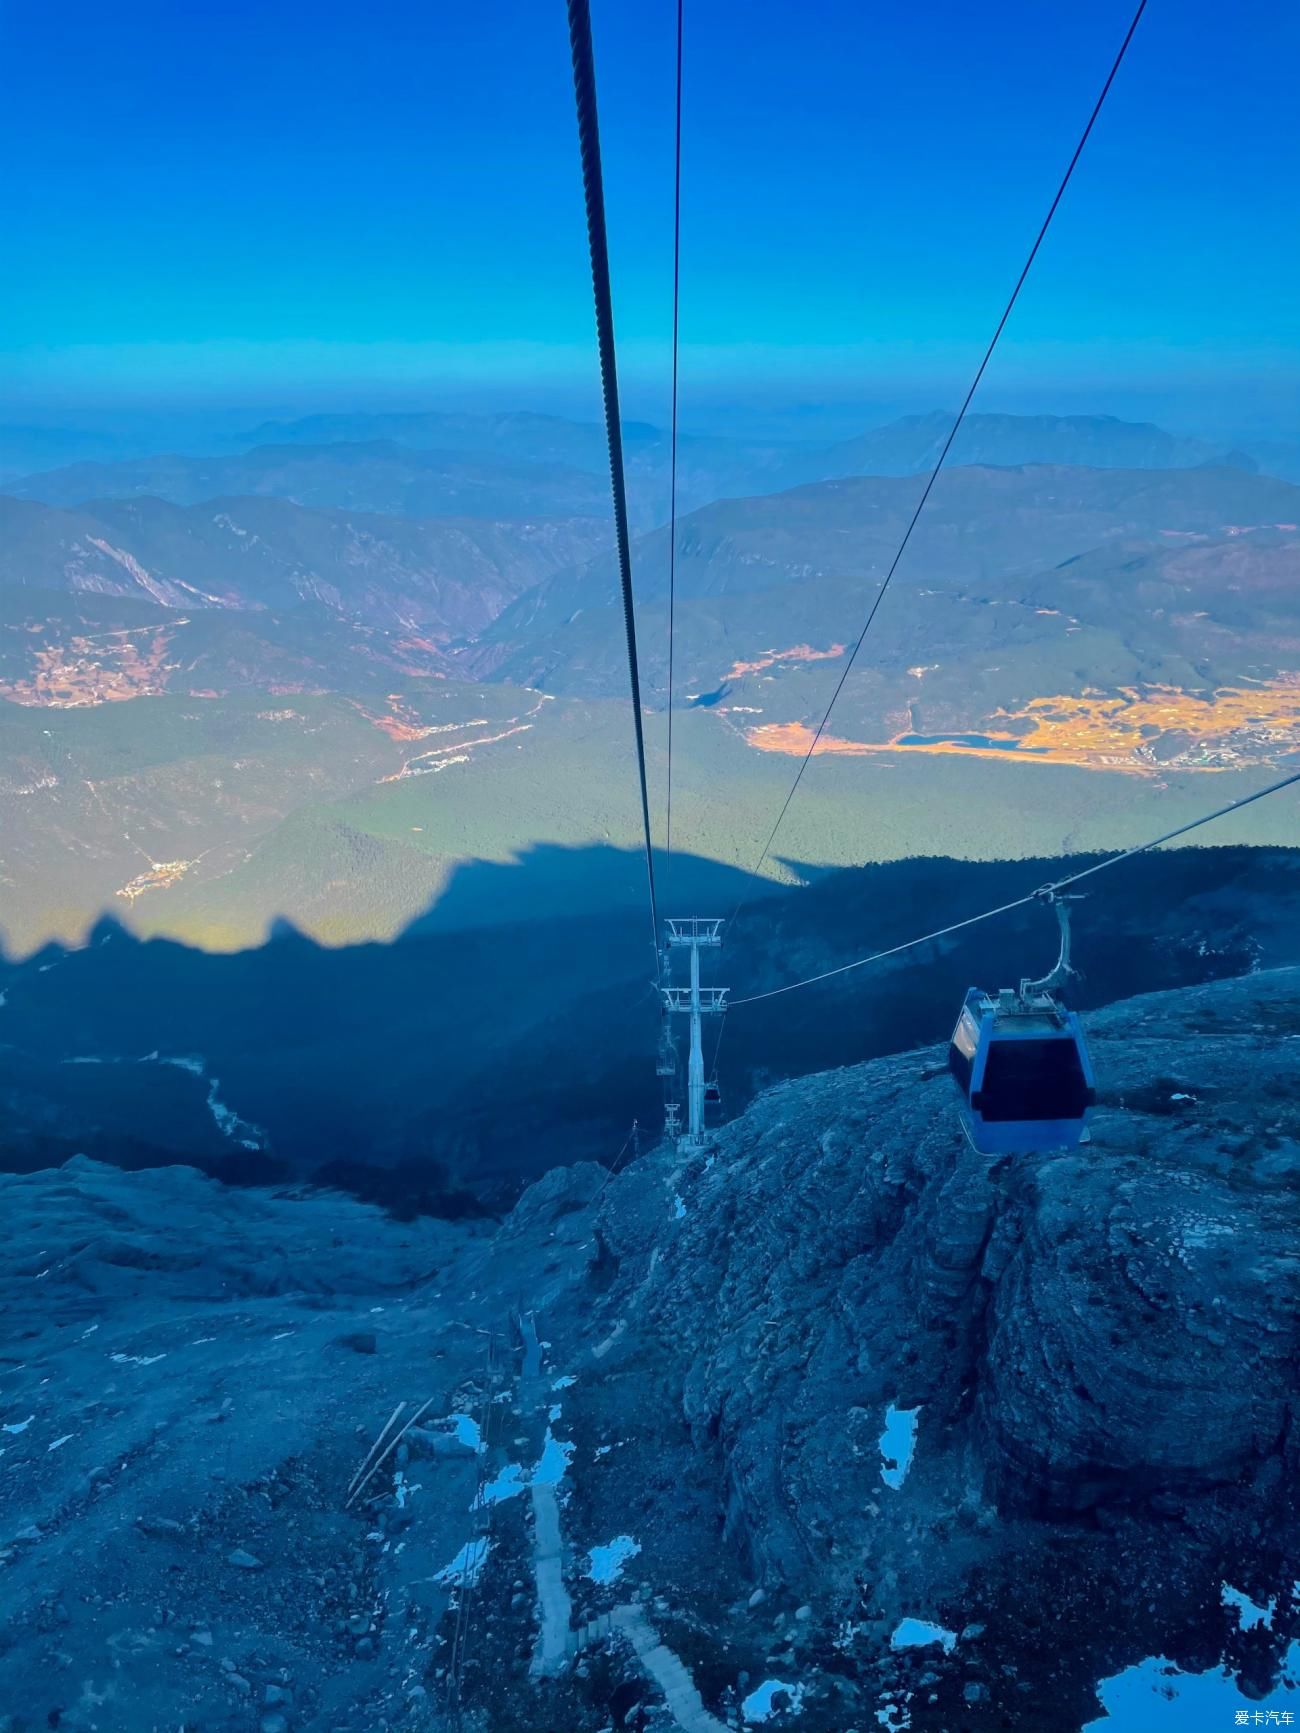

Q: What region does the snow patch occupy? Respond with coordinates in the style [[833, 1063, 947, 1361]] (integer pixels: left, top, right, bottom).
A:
[[475, 1462, 526, 1508], [206, 1079, 265, 1150], [1221, 1583, 1275, 1629], [448, 1413, 485, 1453], [742, 1679, 806, 1722], [1085, 1645, 1300, 1730], [890, 1619, 957, 1655], [879, 1403, 920, 1490], [533, 1428, 574, 1488], [585, 1534, 641, 1584]]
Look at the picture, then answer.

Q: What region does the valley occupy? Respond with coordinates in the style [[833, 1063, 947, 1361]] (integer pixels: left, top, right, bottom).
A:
[[744, 674, 1300, 774], [1, 408, 1298, 961]]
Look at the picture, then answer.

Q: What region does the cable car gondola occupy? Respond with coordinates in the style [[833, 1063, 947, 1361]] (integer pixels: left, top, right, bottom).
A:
[[703, 1077, 723, 1121], [948, 893, 1096, 1155]]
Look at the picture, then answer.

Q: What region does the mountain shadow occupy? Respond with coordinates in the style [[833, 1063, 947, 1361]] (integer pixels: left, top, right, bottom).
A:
[[0, 841, 1297, 1213]]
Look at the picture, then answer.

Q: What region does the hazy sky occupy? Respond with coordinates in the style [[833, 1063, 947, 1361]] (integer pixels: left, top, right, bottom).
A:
[[2, 0, 1298, 432]]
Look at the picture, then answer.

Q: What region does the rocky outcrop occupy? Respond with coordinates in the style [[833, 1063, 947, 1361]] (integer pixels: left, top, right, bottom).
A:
[[984, 1152, 1295, 1508], [2, 1152, 462, 1300], [599, 968, 1300, 1584]]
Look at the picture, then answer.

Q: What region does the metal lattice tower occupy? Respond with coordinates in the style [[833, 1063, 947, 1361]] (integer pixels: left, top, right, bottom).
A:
[[661, 918, 727, 1148]]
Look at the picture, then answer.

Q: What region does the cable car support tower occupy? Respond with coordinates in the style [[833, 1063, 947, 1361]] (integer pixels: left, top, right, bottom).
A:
[[661, 918, 728, 1150]]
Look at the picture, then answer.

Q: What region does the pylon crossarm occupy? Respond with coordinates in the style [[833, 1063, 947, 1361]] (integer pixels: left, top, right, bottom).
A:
[[665, 917, 724, 947], [661, 987, 728, 1014]]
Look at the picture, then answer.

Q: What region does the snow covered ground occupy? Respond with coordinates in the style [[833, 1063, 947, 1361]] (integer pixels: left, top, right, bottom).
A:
[[878, 1402, 920, 1491], [1085, 1644, 1300, 1730]]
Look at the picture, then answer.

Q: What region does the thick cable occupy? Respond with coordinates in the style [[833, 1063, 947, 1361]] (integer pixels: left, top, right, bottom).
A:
[[664, 0, 683, 874], [566, 0, 661, 966]]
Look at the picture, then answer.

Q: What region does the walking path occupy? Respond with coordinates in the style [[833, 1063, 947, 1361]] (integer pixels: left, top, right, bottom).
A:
[[520, 1310, 730, 1729], [520, 1310, 574, 1677], [610, 1604, 731, 1733]]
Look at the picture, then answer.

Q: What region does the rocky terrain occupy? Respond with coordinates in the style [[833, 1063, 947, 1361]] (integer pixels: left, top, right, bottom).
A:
[[2, 967, 1299, 1732]]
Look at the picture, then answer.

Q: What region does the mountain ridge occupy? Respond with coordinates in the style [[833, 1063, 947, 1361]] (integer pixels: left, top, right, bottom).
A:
[[2, 439, 613, 522], [473, 461, 1300, 702], [0, 491, 606, 641], [5, 411, 1269, 529]]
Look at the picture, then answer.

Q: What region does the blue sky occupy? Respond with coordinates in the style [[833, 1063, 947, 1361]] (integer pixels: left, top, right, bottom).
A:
[[2, 0, 1298, 432]]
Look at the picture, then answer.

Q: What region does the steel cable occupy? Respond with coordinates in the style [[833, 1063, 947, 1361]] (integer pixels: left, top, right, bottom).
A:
[[729, 766, 1300, 1006], [567, 0, 662, 969], [728, 0, 1150, 923]]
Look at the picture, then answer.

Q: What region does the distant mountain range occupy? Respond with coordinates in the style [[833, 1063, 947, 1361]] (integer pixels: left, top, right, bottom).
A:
[[4, 411, 1271, 529], [240, 405, 1253, 479], [8, 457, 1296, 715], [1238, 437, 1300, 484], [237, 407, 646, 470], [474, 461, 1300, 700], [807, 410, 1253, 478], [0, 423, 132, 482], [2, 439, 613, 522]]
